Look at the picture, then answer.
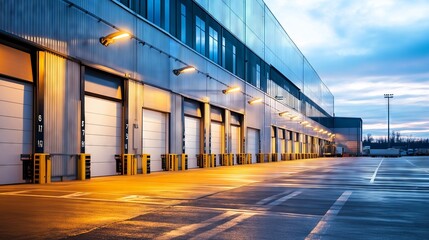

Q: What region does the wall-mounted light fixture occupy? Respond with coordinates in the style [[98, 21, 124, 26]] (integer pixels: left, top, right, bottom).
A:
[[173, 66, 196, 76], [328, 133, 332, 136], [300, 121, 309, 125], [222, 86, 240, 94], [323, 130, 328, 134], [279, 111, 289, 117], [319, 129, 324, 133], [313, 127, 319, 131], [99, 31, 130, 46], [248, 98, 263, 105], [305, 124, 312, 128]]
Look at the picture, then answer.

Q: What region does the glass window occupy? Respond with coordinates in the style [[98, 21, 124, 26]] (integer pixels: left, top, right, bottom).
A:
[[164, 0, 170, 31], [256, 64, 261, 89], [209, 27, 218, 63], [180, 4, 186, 42], [232, 45, 236, 74], [119, 0, 129, 6], [222, 37, 226, 67], [147, 0, 161, 26], [195, 16, 206, 55]]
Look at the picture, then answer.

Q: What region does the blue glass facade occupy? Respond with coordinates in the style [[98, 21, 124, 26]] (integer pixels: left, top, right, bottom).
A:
[[194, 0, 334, 117]]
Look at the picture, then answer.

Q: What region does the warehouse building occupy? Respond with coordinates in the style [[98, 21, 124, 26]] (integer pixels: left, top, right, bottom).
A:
[[0, 0, 361, 185]]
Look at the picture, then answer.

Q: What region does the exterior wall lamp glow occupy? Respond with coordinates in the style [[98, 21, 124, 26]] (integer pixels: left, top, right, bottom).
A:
[[306, 124, 312, 128], [173, 66, 196, 76], [300, 121, 309, 125], [319, 129, 324, 133], [222, 86, 240, 94], [248, 98, 263, 105], [99, 31, 130, 46], [279, 111, 289, 117], [313, 127, 319, 131]]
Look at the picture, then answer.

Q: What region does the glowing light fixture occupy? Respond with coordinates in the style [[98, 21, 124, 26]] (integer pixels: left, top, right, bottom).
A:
[[323, 130, 328, 134], [313, 127, 319, 131], [173, 66, 196, 76], [248, 98, 263, 105], [279, 111, 289, 117], [99, 31, 130, 46], [328, 133, 332, 136], [319, 129, 324, 133], [300, 121, 309, 125], [306, 124, 312, 128], [222, 86, 240, 94]]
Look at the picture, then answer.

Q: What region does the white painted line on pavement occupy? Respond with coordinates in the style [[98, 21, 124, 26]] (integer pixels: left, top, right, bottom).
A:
[[154, 211, 237, 240], [406, 160, 417, 167], [0, 190, 30, 195], [189, 213, 255, 240], [257, 190, 301, 206], [370, 158, 384, 183], [267, 191, 302, 206], [256, 191, 286, 205], [60, 192, 90, 198], [305, 191, 352, 240], [406, 160, 429, 173]]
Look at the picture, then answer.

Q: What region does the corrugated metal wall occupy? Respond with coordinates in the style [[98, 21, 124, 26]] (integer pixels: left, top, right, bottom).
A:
[[0, 0, 69, 54], [0, 0, 334, 162], [44, 52, 80, 180]]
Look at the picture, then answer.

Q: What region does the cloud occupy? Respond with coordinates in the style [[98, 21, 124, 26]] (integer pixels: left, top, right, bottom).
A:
[[263, 0, 429, 138]]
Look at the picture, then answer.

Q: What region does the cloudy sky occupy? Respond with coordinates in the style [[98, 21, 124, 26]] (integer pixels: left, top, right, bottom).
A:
[[263, 0, 429, 140]]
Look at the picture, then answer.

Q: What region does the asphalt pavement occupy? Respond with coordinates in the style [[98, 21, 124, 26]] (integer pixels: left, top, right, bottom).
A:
[[1, 156, 428, 239]]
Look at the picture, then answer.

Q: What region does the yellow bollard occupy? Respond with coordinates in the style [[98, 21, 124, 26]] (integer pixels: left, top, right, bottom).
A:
[[142, 154, 150, 174], [78, 154, 91, 180], [33, 153, 51, 184]]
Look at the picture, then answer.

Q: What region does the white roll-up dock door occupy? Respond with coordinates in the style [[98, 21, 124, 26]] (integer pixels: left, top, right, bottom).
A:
[[85, 96, 121, 176], [231, 125, 240, 165], [0, 78, 33, 184], [210, 121, 222, 166], [184, 116, 200, 169], [247, 128, 259, 164], [142, 109, 167, 172]]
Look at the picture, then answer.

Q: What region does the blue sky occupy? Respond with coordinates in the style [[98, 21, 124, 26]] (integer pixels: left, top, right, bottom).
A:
[[264, 0, 429, 140]]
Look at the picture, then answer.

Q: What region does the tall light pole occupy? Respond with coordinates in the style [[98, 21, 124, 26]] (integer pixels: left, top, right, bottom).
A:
[[384, 94, 394, 148]]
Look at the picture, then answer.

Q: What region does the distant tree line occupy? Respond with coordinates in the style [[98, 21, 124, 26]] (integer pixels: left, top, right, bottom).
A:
[[363, 131, 429, 150]]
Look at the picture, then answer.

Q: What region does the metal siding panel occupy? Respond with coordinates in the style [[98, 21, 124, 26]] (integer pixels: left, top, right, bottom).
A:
[[0, 78, 33, 184], [143, 85, 171, 112], [44, 53, 80, 179]]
